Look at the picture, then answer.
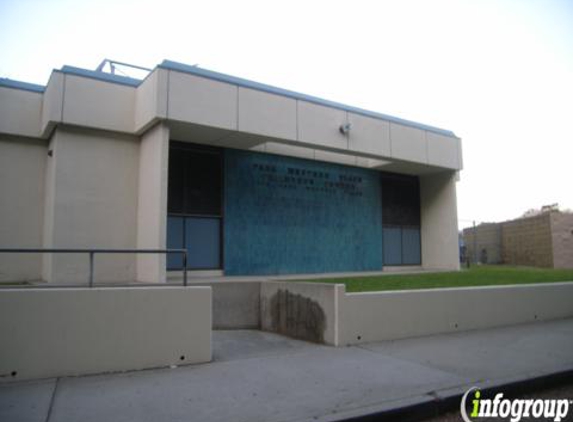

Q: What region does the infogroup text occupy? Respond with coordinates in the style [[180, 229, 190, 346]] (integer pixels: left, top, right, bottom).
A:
[[460, 387, 571, 422]]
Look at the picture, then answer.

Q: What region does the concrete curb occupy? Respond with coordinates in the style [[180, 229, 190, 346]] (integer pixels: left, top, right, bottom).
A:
[[322, 368, 573, 422]]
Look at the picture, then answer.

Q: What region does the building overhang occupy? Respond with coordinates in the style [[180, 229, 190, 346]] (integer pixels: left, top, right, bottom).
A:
[[0, 60, 462, 176]]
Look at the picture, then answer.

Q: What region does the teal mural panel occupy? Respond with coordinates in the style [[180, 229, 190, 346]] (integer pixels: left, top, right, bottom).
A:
[[224, 149, 383, 275]]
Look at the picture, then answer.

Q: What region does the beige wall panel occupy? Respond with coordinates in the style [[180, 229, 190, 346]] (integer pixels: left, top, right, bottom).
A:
[[206, 132, 266, 150], [354, 157, 371, 168], [347, 113, 391, 157], [314, 149, 356, 166], [45, 128, 139, 283], [42, 136, 56, 281], [249, 144, 267, 152], [135, 70, 158, 132], [62, 75, 135, 133], [389, 123, 427, 163], [420, 171, 460, 270], [0, 287, 212, 381], [427, 132, 460, 169], [297, 101, 348, 150], [41, 72, 64, 136], [339, 282, 573, 345], [263, 142, 315, 160], [238, 88, 297, 140], [0, 87, 42, 138], [0, 137, 46, 282], [156, 69, 169, 117], [135, 68, 169, 132], [137, 124, 169, 283], [168, 72, 237, 130]]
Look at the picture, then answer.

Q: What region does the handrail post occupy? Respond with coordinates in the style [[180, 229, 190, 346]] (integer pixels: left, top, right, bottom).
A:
[[183, 251, 188, 287], [89, 251, 95, 287]]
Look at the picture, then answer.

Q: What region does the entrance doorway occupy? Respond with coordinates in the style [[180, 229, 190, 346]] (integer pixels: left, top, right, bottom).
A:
[[381, 173, 421, 265]]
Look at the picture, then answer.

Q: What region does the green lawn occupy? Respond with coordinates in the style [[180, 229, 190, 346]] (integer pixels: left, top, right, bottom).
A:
[[300, 265, 573, 292]]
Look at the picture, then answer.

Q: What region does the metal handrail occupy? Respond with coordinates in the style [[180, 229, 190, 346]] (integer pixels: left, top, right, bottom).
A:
[[0, 248, 188, 287]]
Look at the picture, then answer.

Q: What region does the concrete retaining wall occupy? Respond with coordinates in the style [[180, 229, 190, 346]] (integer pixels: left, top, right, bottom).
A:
[[339, 282, 573, 345], [260, 282, 343, 345], [0, 287, 212, 381], [197, 282, 261, 329]]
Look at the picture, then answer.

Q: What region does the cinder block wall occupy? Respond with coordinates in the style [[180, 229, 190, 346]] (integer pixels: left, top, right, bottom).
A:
[[551, 213, 573, 269], [501, 213, 553, 267]]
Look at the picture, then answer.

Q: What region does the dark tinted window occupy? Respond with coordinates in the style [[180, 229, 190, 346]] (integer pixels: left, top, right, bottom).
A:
[[168, 142, 222, 215], [381, 172, 420, 226]]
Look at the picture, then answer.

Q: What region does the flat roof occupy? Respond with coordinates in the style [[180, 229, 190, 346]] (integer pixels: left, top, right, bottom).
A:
[[1, 60, 457, 137], [0, 78, 45, 93]]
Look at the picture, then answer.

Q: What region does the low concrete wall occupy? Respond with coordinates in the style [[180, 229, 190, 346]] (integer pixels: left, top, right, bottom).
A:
[[0, 287, 211, 381], [260, 282, 343, 345], [197, 282, 261, 329], [339, 282, 573, 345]]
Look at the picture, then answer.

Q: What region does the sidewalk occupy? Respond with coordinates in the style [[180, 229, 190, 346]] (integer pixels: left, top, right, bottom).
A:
[[2, 319, 573, 422]]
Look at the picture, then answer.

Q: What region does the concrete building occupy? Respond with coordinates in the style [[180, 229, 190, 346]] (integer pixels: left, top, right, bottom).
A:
[[462, 223, 503, 264], [462, 211, 573, 268], [0, 60, 463, 284]]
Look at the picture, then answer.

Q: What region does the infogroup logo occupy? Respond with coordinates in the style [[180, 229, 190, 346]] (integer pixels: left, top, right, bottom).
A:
[[460, 387, 571, 422]]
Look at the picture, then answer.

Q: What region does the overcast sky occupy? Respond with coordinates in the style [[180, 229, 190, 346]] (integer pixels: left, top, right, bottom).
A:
[[1, 0, 572, 227]]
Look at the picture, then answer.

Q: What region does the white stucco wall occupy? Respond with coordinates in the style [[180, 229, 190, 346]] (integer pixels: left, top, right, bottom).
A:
[[135, 68, 168, 133], [0, 286, 212, 381], [62, 75, 135, 133], [0, 87, 42, 138], [136, 123, 169, 282], [420, 171, 460, 270], [41, 72, 64, 137], [43, 127, 140, 283], [0, 137, 47, 282]]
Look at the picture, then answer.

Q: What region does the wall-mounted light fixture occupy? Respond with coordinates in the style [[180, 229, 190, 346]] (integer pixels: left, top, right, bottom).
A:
[[339, 123, 352, 135]]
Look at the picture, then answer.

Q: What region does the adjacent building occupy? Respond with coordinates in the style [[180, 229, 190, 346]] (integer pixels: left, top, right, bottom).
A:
[[0, 60, 463, 283], [463, 211, 573, 268]]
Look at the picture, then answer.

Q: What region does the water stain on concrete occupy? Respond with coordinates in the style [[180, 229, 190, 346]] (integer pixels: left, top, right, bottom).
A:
[[269, 289, 326, 343]]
